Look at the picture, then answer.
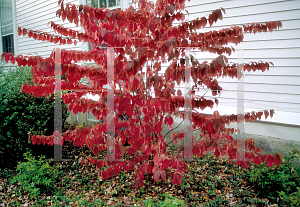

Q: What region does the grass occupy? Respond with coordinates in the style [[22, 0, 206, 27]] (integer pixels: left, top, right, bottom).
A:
[[1, 124, 300, 206]]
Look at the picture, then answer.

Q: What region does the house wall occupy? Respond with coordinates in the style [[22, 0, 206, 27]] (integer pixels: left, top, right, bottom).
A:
[[165, 0, 300, 142], [15, 0, 83, 58]]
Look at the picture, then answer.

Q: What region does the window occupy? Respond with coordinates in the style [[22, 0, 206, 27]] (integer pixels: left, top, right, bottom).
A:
[[88, 0, 121, 10], [0, 0, 14, 54]]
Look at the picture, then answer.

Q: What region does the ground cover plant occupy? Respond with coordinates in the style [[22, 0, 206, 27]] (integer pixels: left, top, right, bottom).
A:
[[0, 0, 292, 205], [1, 137, 300, 206]]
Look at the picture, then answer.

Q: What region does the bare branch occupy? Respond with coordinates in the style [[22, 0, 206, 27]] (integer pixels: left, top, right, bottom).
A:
[[162, 119, 184, 141]]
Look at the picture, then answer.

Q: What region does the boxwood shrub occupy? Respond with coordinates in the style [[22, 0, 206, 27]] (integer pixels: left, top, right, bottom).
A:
[[0, 63, 69, 170]]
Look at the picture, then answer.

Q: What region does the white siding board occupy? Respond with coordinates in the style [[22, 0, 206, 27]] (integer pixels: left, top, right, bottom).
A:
[[18, 40, 80, 50], [185, 0, 294, 9], [16, 1, 60, 17], [187, 18, 300, 34], [242, 48, 299, 59], [236, 38, 300, 49], [241, 29, 300, 42], [17, 8, 69, 25], [192, 47, 300, 59], [246, 67, 300, 76], [218, 75, 300, 85], [219, 82, 300, 94], [18, 21, 80, 32], [185, 0, 299, 19], [201, 90, 300, 104]]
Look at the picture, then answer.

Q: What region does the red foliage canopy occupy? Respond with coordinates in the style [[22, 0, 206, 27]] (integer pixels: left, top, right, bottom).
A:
[[2, 0, 284, 189]]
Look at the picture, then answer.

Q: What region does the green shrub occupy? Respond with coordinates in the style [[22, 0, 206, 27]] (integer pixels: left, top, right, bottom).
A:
[[10, 152, 62, 200], [0, 64, 69, 170], [163, 195, 185, 207], [244, 144, 300, 206], [143, 194, 185, 207]]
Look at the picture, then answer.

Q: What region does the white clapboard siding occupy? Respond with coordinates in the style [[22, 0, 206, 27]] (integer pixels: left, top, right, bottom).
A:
[[15, 0, 82, 58], [172, 0, 300, 139]]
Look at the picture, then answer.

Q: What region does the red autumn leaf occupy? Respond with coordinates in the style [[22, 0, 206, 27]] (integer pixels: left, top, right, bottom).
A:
[[22, 28, 27, 36], [264, 110, 269, 119], [42, 137, 48, 145], [5, 53, 10, 63], [153, 170, 160, 183], [270, 109, 275, 118], [181, 13, 185, 21], [102, 170, 108, 180], [260, 154, 267, 163], [31, 135, 36, 145], [135, 178, 141, 190], [129, 163, 135, 171], [145, 146, 152, 156], [275, 153, 281, 167], [49, 137, 54, 146], [168, 116, 173, 126], [93, 146, 99, 155], [10, 55, 15, 65], [101, 28, 106, 37], [18, 27, 22, 36], [221, 7, 226, 14], [206, 122, 215, 135], [123, 162, 129, 172], [172, 172, 177, 185], [147, 163, 152, 174], [162, 159, 170, 169], [161, 170, 166, 183], [177, 174, 182, 185], [1, 53, 5, 61], [181, 38, 188, 46], [214, 148, 220, 158], [266, 154, 275, 167]]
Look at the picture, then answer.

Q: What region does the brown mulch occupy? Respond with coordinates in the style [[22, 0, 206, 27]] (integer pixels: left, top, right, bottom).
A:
[[0, 124, 284, 206]]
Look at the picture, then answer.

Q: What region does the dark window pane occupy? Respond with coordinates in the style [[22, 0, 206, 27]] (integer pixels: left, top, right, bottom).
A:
[[109, 0, 116, 7], [100, 0, 107, 8], [2, 34, 14, 53], [91, 0, 98, 8]]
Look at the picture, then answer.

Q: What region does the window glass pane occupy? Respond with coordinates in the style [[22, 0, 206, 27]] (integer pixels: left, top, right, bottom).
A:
[[99, 0, 107, 8], [108, 0, 116, 7], [2, 34, 14, 53], [1, 0, 14, 54], [90, 0, 98, 8], [0, 0, 13, 25], [0, 0, 13, 36]]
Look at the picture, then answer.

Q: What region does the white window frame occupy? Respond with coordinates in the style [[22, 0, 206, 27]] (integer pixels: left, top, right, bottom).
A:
[[0, 0, 17, 56], [94, 0, 122, 10]]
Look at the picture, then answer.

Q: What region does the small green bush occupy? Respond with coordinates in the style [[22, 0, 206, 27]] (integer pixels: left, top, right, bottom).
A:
[[163, 195, 185, 207], [10, 152, 62, 200], [143, 193, 185, 207], [0, 63, 69, 170], [244, 144, 300, 206]]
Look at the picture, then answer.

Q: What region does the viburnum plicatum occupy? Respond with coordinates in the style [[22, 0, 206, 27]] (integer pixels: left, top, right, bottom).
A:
[[1, 0, 285, 189]]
